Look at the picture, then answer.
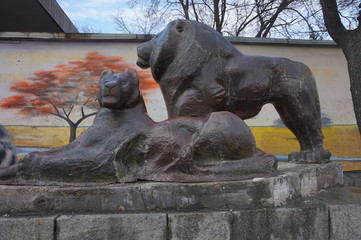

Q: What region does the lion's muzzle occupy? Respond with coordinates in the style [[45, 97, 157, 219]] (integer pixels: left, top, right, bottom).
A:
[[136, 43, 152, 69]]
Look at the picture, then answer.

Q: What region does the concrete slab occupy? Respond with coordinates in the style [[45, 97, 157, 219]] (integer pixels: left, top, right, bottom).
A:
[[0, 162, 342, 215]]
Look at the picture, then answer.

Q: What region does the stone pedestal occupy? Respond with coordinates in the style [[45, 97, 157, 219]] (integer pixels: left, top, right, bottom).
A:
[[0, 162, 349, 240], [0, 162, 342, 215]]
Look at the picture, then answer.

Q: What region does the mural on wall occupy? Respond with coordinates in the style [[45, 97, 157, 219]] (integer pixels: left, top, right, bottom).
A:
[[0, 50, 158, 150]]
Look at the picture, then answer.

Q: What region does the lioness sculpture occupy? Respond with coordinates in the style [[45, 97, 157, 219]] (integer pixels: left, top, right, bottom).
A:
[[0, 69, 276, 183], [137, 19, 330, 163], [0, 126, 17, 168]]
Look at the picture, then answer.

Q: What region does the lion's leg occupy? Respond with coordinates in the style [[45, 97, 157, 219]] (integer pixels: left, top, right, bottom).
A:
[[273, 92, 330, 163]]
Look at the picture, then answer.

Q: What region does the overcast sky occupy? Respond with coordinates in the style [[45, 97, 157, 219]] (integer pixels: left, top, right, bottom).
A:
[[58, 0, 126, 33]]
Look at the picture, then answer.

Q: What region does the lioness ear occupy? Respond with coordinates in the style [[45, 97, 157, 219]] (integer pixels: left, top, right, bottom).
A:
[[100, 70, 113, 81], [125, 68, 139, 82], [175, 19, 184, 32]]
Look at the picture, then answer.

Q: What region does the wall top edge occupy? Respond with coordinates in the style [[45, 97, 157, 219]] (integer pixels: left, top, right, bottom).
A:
[[0, 32, 338, 47]]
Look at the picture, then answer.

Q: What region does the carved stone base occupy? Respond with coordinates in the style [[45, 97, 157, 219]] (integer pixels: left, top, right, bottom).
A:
[[0, 162, 342, 215]]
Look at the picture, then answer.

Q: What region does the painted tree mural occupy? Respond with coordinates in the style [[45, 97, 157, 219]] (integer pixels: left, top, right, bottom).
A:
[[0, 51, 157, 143]]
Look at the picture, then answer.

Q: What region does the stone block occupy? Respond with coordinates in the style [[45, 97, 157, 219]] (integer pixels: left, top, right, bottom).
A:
[[343, 171, 361, 187], [329, 204, 361, 240], [56, 213, 166, 240], [316, 162, 343, 190], [0, 216, 55, 240], [232, 205, 329, 240], [272, 172, 302, 206], [168, 212, 232, 240]]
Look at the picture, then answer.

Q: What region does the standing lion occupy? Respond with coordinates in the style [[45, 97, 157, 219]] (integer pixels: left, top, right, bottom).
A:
[[137, 19, 330, 163]]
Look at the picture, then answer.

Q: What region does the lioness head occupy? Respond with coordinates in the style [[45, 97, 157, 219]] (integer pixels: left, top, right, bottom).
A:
[[97, 69, 141, 110]]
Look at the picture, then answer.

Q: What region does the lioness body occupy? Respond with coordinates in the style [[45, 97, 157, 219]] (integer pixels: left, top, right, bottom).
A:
[[0, 70, 276, 183], [0, 126, 17, 168], [137, 19, 330, 163]]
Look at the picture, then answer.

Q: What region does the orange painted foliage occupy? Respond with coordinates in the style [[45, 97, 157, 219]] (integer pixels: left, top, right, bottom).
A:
[[1, 51, 158, 118]]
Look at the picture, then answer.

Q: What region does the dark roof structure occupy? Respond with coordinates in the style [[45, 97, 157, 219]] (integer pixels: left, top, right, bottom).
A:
[[0, 0, 78, 33]]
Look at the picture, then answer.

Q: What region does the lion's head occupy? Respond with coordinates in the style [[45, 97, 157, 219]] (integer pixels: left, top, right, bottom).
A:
[[136, 19, 237, 82], [97, 69, 142, 110]]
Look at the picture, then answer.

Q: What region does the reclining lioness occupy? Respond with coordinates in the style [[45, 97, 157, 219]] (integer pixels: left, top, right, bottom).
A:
[[0, 69, 276, 183]]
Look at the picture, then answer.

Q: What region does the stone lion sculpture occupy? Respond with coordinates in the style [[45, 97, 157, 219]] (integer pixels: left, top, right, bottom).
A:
[[0, 126, 17, 168], [0, 69, 276, 184], [136, 19, 331, 163]]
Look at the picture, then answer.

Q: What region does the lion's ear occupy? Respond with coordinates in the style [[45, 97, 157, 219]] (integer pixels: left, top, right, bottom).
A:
[[175, 19, 185, 32], [100, 70, 113, 81]]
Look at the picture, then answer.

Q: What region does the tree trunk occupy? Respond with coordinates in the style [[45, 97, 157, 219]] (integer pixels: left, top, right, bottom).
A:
[[320, 0, 361, 133], [343, 42, 361, 133], [67, 112, 97, 143], [214, 0, 222, 33], [68, 123, 77, 143]]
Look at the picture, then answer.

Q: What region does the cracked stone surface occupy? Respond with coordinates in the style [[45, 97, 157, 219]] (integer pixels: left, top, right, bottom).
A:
[[0, 162, 343, 215]]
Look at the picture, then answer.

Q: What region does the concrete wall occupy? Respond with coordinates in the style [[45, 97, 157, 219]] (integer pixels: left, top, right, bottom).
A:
[[0, 33, 359, 165], [1, 202, 361, 240]]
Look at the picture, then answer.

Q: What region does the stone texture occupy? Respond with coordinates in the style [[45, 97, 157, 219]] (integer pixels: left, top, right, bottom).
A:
[[56, 213, 167, 240], [272, 171, 303, 206], [0, 216, 55, 240], [329, 204, 361, 240], [0, 186, 360, 239], [343, 171, 361, 187], [271, 162, 342, 206], [232, 206, 329, 240], [307, 186, 361, 205], [316, 162, 343, 190], [0, 162, 343, 215], [168, 212, 232, 240]]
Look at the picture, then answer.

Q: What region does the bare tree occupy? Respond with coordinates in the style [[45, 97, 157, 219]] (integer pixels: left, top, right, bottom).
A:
[[113, 4, 170, 34], [115, 0, 358, 38], [79, 24, 102, 33], [115, 0, 326, 37], [320, 0, 361, 133]]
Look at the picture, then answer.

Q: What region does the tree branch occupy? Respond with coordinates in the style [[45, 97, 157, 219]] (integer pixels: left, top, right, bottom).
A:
[[74, 112, 97, 127]]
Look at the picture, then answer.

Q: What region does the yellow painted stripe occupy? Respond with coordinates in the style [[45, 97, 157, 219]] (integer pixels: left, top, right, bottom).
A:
[[334, 161, 361, 172], [5, 125, 361, 171], [5, 126, 87, 148], [251, 125, 361, 159]]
